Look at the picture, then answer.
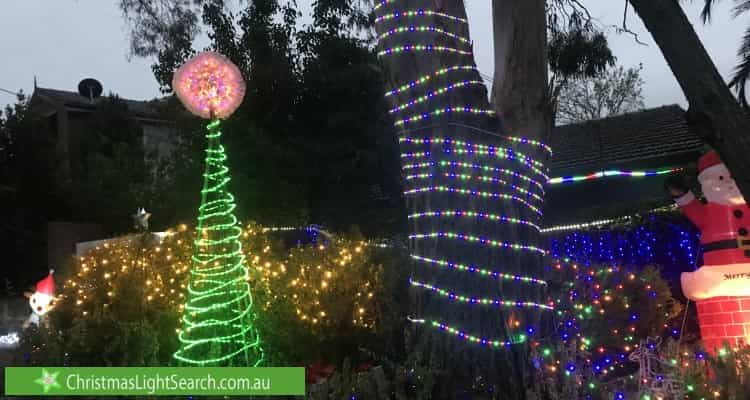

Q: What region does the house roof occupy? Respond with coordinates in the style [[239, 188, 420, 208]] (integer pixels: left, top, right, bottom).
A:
[[31, 87, 163, 119], [549, 105, 705, 174]]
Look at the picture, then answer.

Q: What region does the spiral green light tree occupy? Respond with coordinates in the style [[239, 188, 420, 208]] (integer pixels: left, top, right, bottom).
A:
[[171, 51, 263, 366]]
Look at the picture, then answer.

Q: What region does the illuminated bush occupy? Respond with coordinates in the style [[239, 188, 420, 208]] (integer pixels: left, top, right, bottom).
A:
[[25, 223, 394, 366]]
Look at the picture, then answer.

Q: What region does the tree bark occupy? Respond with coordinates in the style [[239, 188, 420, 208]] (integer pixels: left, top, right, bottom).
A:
[[491, 0, 552, 142], [490, 2, 551, 397], [628, 0, 750, 198]]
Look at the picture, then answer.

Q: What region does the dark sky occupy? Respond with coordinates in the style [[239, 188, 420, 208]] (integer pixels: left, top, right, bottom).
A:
[[1, 1, 748, 110]]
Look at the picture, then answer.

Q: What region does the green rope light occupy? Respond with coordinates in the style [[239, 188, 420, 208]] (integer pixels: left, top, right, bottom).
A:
[[174, 119, 264, 366]]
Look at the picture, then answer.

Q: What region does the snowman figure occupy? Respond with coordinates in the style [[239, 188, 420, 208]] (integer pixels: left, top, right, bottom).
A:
[[668, 150, 750, 351], [23, 270, 56, 329]]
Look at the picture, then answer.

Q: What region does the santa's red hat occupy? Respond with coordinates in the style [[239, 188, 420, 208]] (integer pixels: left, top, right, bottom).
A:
[[698, 150, 723, 174], [35, 269, 55, 296]]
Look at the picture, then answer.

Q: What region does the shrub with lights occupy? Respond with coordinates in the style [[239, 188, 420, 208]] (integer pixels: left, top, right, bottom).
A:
[[16, 224, 397, 368], [538, 260, 685, 399], [19, 232, 186, 366]]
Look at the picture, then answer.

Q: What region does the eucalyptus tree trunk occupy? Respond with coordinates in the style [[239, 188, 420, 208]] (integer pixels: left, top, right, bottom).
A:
[[491, 0, 552, 141], [628, 0, 750, 198], [374, 1, 549, 398]]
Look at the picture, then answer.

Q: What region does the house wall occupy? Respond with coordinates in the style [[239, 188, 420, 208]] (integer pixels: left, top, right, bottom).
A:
[[46, 221, 102, 273]]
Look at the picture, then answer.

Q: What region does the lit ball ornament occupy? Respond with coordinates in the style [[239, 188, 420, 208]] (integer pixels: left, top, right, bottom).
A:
[[172, 51, 245, 119]]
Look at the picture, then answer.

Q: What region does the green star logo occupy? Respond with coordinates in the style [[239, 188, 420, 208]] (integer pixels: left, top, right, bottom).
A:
[[34, 368, 61, 393]]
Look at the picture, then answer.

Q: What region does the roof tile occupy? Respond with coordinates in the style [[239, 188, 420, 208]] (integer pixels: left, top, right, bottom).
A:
[[550, 105, 704, 174]]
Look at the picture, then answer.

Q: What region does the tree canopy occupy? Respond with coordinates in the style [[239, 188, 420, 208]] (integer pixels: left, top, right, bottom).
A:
[[556, 65, 645, 125]]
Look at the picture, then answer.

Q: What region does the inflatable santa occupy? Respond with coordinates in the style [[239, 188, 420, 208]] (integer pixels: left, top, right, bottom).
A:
[[669, 150, 750, 353], [23, 270, 56, 328]]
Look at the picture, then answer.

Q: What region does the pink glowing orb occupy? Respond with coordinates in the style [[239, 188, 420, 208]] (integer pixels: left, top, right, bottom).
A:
[[172, 51, 245, 119]]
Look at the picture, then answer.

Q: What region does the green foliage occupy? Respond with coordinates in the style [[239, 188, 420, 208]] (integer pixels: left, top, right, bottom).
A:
[[548, 28, 613, 80], [118, 0, 404, 236], [0, 92, 69, 287], [682, 345, 750, 399]]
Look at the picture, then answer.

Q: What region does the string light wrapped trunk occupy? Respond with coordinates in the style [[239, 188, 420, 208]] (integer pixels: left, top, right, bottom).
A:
[[374, 0, 550, 394]]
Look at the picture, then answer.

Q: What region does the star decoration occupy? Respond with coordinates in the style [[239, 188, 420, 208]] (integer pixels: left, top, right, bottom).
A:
[[172, 51, 246, 119], [132, 208, 151, 231], [35, 368, 61, 393]]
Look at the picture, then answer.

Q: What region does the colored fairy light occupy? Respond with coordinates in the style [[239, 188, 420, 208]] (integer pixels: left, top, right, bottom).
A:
[[407, 210, 541, 231], [541, 218, 622, 234], [400, 136, 547, 170], [502, 136, 553, 155], [389, 80, 484, 114], [373, 0, 397, 10], [405, 160, 545, 194], [399, 136, 548, 178], [443, 172, 545, 203], [385, 65, 477, 97], [377, 1, 547, 355], [394, 106, 496, 128], [409, 232, 547, 255], [410, 278, 553, 309], [405, 172, 544, 203], [410, 254, 547, 285], [403, 185, 542, 215], [375, 10, 468, 24], [172, 52, 245, 119], [172, 119, 264, 366], [378, 44, 472, 57], [547, 168, 683, 185], [427, 320, 527, 348], [378, 25, 472, 45], [401, 152, 548, 181]]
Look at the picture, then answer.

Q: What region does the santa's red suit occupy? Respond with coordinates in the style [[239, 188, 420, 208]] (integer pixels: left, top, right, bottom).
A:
[[675, 151, 750, 352]]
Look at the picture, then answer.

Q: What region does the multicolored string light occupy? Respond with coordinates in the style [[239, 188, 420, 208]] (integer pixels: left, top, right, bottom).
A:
[[410, 254, 547, 285], [410, 278, 553, 310], [443, 172, 544, 203], [376, 0, 549, 351], [385, 65, 477, 97], [547, 168, 682, 185], [173, 119, 264, 367], [503, 135, 553, 155], [378, 25, 472, 45], [401, 152, 548, 182], [389, 80, 484, 113], [373, 0, 399, 11], [378, 44, 472, 57], [394, 106, 496, 127], [408, 210, 540, 231], [401, 160, 546, 194], [399, 136, 549, 178], [405, 172, 544, 203], [409, 232, 547, 255], [375, 10, 468, 24], [409, 319, 527, 348], [403, 185, 542, 215]]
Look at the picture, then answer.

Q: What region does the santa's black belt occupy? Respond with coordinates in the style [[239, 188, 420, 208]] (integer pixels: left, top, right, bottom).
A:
[[703, 238, 750, 254]]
